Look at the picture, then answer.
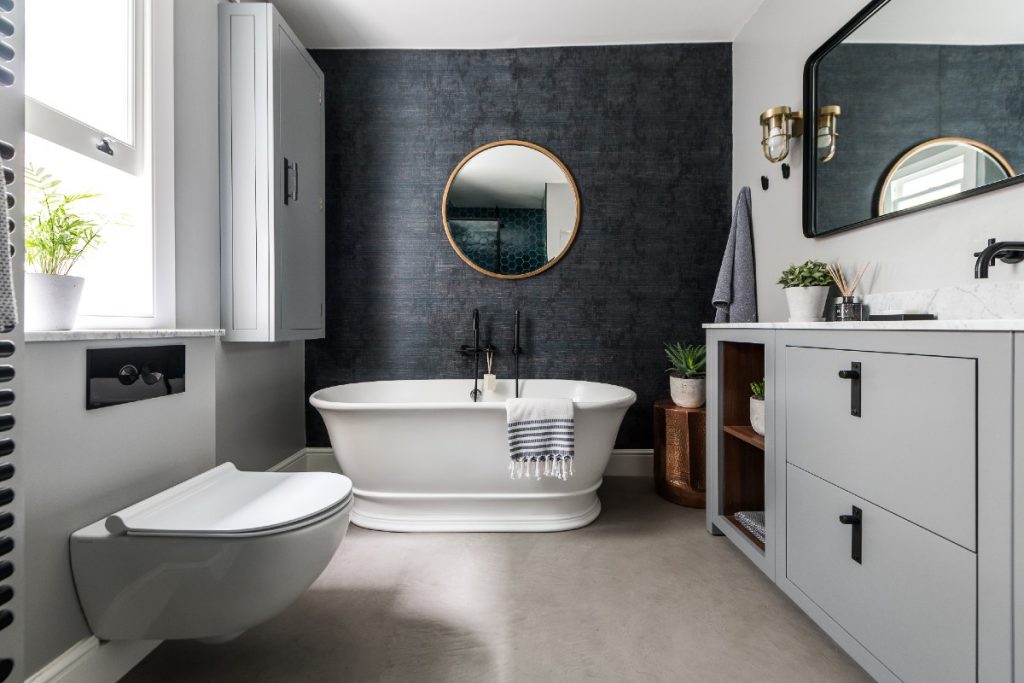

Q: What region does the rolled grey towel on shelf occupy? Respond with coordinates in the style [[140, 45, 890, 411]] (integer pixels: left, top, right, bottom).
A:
[[0, 167, 17, 330], [506, 398, 575, 481], [712, 186, 757, 323]]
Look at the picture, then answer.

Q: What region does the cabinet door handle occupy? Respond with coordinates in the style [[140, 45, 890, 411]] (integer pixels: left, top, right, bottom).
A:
[[294, 161, 299, 201], [838, 361, 861, 417], [838, 505, 862, 564]]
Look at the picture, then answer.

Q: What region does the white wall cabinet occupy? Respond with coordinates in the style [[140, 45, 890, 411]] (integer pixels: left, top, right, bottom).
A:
[[707, 325, 1017, 682], [219, 3, 325, 341]]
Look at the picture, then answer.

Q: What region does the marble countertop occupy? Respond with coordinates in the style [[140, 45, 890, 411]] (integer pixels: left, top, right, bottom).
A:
[[704, 320, 1024, 331], [26, 328, 225, 342]]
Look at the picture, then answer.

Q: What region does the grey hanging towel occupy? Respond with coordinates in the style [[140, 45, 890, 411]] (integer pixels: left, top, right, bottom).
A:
[[712, 186, 757, 323], [0, 167, 17, 330]]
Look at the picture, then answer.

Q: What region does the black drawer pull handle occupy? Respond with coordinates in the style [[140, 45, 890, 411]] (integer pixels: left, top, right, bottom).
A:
[[0, 537, 13, 557], [0, 561, 13, 582], [0, 585, 12, 608], [838, 361, 861, 417], [0, 440, 14, 457], [839, 506, 863, 564], [0, 513, 12, 532], [0, 610, 13, 631]]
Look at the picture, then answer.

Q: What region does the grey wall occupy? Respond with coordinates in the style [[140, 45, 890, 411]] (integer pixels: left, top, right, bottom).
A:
[[23, 339, 216, 673], [815, 43, 1024, 233], [305, 45, 733, 448], [733, 0, 1024, 324], [173, 0, 306, 472]]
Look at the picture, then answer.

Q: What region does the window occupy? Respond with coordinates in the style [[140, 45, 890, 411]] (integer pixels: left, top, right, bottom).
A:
[[25, 0, 174, 327]]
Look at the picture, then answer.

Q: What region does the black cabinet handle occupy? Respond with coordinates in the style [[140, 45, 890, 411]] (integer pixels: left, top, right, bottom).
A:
[[838, 361, 861, 417], [839, 506, 862, 564]]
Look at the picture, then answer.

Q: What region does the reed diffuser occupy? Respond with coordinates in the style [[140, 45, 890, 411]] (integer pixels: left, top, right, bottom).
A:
[[827, 262, 869, 321]]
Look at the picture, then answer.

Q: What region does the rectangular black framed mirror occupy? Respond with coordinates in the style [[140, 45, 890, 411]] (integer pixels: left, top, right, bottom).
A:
[[803, 0, 1024, 237]]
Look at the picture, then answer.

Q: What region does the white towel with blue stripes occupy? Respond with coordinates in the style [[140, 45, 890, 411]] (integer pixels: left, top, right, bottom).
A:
[[506, 398, 575, 480]]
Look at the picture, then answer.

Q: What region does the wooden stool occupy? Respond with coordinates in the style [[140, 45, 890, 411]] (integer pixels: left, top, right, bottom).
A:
[[653, 400, 706, 508]]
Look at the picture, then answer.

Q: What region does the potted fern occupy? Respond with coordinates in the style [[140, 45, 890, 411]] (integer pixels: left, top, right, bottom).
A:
[[665, 342, 706, 408], [24, 166, 102, 330], [778, 260, 834, 322], [749, 378, 765, 435]]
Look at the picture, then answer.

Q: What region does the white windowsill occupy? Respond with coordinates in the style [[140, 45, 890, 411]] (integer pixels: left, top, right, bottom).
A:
[[26, 328, 225, 343]]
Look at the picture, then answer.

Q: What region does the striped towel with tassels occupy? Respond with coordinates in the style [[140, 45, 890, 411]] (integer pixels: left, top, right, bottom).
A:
[[506, 398, 575, 481]]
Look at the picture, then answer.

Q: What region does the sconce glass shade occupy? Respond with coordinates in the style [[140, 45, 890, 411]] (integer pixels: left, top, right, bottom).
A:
[[760, 106, 803, 163], [816, 105, 842, 163]]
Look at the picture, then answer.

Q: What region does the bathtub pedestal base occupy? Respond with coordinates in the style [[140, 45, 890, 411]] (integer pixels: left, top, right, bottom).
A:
[[350, 485, 602, 533]]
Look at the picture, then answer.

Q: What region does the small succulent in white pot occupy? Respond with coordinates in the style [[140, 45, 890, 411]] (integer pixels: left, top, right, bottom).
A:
[[665, 342, 706, 408], [749, 378, 765, 436], [778, 260, 834, 322], [24, 165, 102, 331]]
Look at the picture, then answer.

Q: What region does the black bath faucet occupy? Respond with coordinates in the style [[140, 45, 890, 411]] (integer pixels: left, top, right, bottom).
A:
[[460, 309, 495, 401], [512, 309, 523, 398], [974, 238, 1024, 278]]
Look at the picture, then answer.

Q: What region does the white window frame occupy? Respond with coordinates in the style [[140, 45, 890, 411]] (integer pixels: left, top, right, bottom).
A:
[[25, 0, 175, 329]]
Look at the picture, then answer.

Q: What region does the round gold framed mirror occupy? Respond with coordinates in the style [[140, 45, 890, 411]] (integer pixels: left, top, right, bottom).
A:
[[442, 140, 580, 279], [877, 136, 1015, 216]]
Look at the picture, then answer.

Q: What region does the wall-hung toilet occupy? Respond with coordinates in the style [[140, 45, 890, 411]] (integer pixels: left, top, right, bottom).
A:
[[70, 463, 353, 641]]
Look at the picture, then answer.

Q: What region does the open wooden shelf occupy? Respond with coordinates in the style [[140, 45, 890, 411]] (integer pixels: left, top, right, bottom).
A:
[[723, 425, 765, 451], [726, 513, 765, 551]]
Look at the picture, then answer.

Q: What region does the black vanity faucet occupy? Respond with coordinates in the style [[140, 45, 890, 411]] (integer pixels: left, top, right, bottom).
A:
[[974, 238, 1024, 278]]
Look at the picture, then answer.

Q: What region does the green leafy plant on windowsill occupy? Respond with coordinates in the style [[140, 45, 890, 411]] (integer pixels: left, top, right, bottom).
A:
[[750, 378, 765, 400], [24, 164, 102, 275], [664, 342, 706, 379], [776, 260, 834, 288]]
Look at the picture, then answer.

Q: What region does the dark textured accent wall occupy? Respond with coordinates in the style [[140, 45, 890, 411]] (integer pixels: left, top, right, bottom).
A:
[[305, 45, 732, 448], [815, 43, 1024, 233]]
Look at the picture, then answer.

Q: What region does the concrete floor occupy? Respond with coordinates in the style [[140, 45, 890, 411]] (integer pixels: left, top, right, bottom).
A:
[[123, 478, 870, 682]]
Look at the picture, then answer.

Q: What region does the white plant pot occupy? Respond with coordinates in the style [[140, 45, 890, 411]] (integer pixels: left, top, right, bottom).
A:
[[26, 272, 85, 331], [784, 286, 829, 322], [670, 375, 705, 408], [750, 396, 765, 435]]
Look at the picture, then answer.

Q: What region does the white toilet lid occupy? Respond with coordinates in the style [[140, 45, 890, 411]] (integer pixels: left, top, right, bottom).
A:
[[105, 463, 353, 538]]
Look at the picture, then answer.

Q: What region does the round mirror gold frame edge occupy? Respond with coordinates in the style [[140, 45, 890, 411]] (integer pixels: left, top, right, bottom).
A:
[[877, 136, 1016, 216], [442, 140, 581, 280]]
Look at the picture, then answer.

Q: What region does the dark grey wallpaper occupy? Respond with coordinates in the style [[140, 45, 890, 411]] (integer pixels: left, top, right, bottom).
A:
[[816, 43, 1024, 233], [305, 45, 732, 448]]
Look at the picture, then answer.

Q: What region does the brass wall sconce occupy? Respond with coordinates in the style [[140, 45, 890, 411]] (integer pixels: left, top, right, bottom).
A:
[[760, 106, 803, 163], [816, 105, 842, 163]]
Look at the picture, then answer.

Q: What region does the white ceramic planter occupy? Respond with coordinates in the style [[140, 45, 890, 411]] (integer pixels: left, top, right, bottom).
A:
[[26, 272, 85, 331], [670, 375, 705, 408], [750, 396, 765, 435], [784, 286, 829, 322]]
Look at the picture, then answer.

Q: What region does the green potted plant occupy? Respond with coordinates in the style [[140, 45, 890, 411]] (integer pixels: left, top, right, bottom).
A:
[[749, 378, 765, 435], [24, 166, 102, 331], [665, 342, 706, 408], [777, 259, 834, 322]]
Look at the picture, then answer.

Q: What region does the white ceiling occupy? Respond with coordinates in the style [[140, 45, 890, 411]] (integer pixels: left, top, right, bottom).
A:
[[270, 0, 766, 49]]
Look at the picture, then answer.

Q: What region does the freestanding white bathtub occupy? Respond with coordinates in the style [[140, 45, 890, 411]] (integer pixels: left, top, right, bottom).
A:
[[309, 379, 636, 532]]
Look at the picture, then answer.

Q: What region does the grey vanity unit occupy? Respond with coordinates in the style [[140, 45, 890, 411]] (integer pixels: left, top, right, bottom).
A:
[[705, 322, 1024, 682]]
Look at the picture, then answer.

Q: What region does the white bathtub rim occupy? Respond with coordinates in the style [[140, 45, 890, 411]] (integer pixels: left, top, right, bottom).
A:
[[309, 379, 637, 412], [351, 496, 602, 533]]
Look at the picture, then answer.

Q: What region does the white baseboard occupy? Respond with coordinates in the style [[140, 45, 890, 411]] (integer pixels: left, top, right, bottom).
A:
[[26, 637, 160, 683], [278, 447, 653, 478]]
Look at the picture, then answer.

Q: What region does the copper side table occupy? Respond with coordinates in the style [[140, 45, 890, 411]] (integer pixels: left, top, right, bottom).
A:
[[653, 399, 706, 508]]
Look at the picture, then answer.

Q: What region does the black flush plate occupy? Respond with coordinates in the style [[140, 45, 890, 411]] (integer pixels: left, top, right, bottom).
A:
[[86, 345, 186, 410]]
